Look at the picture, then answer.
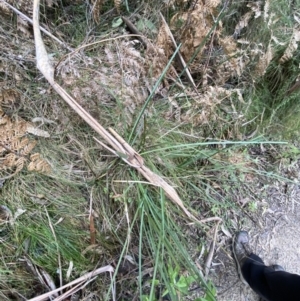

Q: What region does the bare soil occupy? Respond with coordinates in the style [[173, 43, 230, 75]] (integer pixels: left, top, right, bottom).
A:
[[210, 159, 300, 301]]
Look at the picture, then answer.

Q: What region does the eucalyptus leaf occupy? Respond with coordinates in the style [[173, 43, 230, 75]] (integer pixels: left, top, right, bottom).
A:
[[112, 17, 123, 28]]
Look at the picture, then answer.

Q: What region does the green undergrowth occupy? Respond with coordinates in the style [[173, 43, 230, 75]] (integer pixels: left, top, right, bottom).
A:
[[0, 0, 299, 300], [231, 0, 300, 139], [0, 110, 289, 300]]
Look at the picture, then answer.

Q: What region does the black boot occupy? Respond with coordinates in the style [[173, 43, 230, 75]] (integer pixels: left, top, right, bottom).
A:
[[232, 231, 253, 285]]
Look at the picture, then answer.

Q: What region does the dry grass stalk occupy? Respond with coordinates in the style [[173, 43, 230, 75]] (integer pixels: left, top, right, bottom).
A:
[[89, 188, 96, 245], [24, 256, 59, 298], [27, 265, 115, 301], [45, 208, 63, 288], [204, 219, 221, 278], [52, 279, 93, 301]]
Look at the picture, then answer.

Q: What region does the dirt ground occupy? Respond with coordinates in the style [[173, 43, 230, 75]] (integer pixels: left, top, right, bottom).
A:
[[209, 159, 300, 301]]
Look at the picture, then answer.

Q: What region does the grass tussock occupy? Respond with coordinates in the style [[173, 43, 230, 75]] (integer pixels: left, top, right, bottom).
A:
[[0, 0, 299, 300]]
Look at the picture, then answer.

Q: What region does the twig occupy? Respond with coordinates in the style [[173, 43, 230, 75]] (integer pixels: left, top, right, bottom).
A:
[[188, 216, 222, 224], [0, 0, 73, 52], [204, 220, 221, 278]]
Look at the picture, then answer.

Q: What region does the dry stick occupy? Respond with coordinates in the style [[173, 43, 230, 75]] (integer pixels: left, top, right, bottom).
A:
[[187, 216, 222, 225], [0, 0, 73, 52], [32, 0, 212, 224], [204, 220, 221, 278], [27, 266, 115, 301], [159, 12, 197, 89]]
